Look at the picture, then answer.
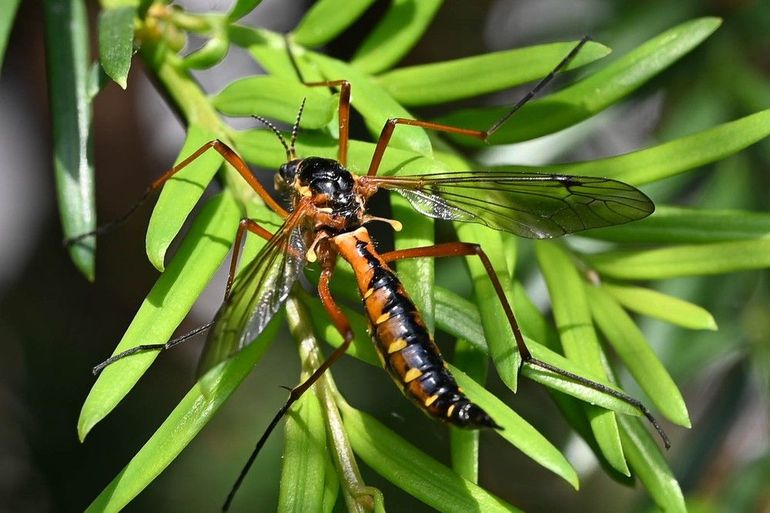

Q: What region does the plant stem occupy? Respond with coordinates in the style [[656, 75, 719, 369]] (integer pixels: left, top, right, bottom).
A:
[[286, 296, 384, 513]]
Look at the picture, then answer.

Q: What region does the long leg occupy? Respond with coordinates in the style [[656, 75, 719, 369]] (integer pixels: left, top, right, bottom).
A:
[[284, 37, 352, 165], [223, 264, 355, 512], [302, 80, 351, 165], [381, 242, 671, 449], [93, 218, 275, 375], [66, 139, 287, 246], [366, 36, 590, 177]]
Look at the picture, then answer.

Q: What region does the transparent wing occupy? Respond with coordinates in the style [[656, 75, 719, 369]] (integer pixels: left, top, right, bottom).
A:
[[367, 171, 654, 238], [197, 209, 308, 376]]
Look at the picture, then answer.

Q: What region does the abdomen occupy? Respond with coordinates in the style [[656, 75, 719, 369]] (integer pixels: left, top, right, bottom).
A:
[[333, 228, 499, 429]]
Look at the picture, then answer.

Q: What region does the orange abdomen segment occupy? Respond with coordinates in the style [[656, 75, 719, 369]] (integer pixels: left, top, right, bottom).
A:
[[333, 228, 499, 429]]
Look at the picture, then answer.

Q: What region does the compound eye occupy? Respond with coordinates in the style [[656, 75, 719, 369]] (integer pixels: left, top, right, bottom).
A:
[[279, 159, 301, 184]]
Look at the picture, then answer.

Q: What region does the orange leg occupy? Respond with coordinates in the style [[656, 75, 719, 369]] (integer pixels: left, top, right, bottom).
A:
[[284, 37, 352, 165], [303, 80, 351, 166], [366, 36, 591, 177], [381, 241, 670, 448], [224, 263, 355, 512], [223, 218, 274, 299], [65, 139, 287, 247], [381, 242, 530, 359]]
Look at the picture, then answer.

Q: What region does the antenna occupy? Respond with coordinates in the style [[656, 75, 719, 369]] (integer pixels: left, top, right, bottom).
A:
[[252, 115, 292, 160], [252, 98, 306, 161], [289, 97, 306, 159]]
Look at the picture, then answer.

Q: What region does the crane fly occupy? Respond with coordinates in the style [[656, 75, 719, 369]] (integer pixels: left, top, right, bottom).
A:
[[77, 37, 668, 511]]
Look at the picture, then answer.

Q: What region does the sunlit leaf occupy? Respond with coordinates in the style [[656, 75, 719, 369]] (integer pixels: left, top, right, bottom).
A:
[[586, 285, 690, 427], [85, 314, 283, 513], [228, 0, 262, 21], [44, 0, 96, 280], [145, 125, 223, 271], [536, 241, 627, 475], [278, 388, 328, 513], [211, 76, 336, 128], [351, 0, 443, 74], [98, 5, 135, 88], [0, 0, 20, 74], [619, 416, 686, 513], [437, 17, 721, 145], [449, 340, 486, 483], [79, 192, 240, 439], [586, 239, 770, 280], [292, 0, 377, 48], [588, 206, 770, 244], [602, 282, 717, 330], [341, 404, 522, 512], [378, 40, 610, 106], [451, 364, 579, 489], [182, 35, 229, 70]]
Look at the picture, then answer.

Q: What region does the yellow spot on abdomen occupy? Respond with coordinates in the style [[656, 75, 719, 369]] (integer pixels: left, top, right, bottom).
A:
[[363, 288, 375, 299], [446, 404, 456, 418], [375, 312, 391, 325], [403, 368, 422, 383], [424, 394, 439, 407], [387, 338, 407, 354]]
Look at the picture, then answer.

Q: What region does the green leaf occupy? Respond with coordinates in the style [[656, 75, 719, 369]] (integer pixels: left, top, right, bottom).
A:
[[378, 40, 610, 106], [434, 287, 487, 351], [211, 76, 337, 129], [228, 0, 263, 21], [521, 343, 643, 418], [351, 0, 443, 74], [230, 26, 307, 80], [437, 17, 722, 145], [619, 416, 686, 513], [85, 313, 282, 513], [602, 282, 717, 331], [145, 125, 223, 272], [586, 239, 770, 280], [535, 241, 628, 475], [278, 388, 328, 513], [181, 35, 229, 70], [302, 297, 379, 367], [98, 5, 135, 89], [553, 109, 770, 185], [0, 0, 21, 74], [340, 404, 522, 513], [78, 192, 240, 439], [292, 0, 377, 48], [450, 364, 579, 489], [101, 0, 140, 7], [391, 199, 435, 330], [588, 206, 770, 243], [449, 340, 486, 483], [43, 0, 96, 280], [586, 285, 690, 427]]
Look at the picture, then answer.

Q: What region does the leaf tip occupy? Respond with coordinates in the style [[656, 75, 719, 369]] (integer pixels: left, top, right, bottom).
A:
[[145, 237, 168, 273], [77, 410, 100, 442], [68, 244, 96, 282]]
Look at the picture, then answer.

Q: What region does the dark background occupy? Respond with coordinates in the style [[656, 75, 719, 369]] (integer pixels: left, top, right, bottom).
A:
[[2, 0, 769, 511]]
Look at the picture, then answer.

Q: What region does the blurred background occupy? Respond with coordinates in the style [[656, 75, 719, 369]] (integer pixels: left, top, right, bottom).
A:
[[1, 0, 769, 511]]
